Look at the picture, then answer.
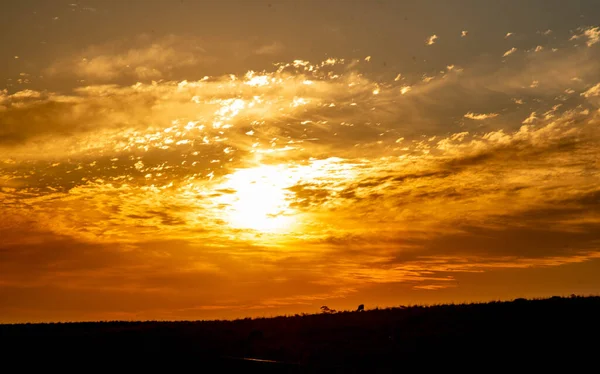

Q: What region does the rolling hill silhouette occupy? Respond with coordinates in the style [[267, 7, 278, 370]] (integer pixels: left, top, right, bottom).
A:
[[1, 296, 598, 372]]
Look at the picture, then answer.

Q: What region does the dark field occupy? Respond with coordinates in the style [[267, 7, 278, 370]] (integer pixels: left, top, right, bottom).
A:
[[2, 296, 599, 372]]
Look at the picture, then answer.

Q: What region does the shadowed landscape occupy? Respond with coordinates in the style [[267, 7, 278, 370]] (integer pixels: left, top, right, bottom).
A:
[[2, 296, 598, 371]]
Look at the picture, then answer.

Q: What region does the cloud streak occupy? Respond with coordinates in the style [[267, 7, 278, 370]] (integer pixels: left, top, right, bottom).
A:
[[503, 47, 517, 57], [426, 34, 438, 45], [464, 112, 499, 120], [46, 35, 208, 81]]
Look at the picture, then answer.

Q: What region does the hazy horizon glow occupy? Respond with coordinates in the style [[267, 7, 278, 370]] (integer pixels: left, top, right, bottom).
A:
[[1, 0, 600, 323]]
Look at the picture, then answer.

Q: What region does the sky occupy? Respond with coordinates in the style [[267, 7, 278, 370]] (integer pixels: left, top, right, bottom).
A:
[[1, 0, 600, 323]]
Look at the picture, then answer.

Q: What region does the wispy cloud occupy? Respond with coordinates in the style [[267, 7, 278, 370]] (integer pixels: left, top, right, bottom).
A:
[[581, 82, 600, 97], [46, 35, 211, 81], [426, 34, 438, 45], [464, 112, 499, 120], [503, 47, 517, 57], [570, 26, 600, 47], [254, 41, 284, 55], [522, 111, 537, 124]]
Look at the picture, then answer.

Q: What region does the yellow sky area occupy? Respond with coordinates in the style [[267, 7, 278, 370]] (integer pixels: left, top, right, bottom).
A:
[[2, 47, 600, 322]]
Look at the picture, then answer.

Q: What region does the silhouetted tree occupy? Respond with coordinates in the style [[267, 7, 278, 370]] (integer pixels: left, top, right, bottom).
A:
[[357, 304, 365, 312], [248, 329, 263, 341]]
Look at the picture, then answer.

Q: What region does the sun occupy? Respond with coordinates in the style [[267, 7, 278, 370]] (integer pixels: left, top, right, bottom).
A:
[[211, 158, 359, 234], [214, 165, 298, 233]]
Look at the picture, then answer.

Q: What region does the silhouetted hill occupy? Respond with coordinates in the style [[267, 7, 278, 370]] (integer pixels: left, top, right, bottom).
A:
[[2, 296, 599, 371]]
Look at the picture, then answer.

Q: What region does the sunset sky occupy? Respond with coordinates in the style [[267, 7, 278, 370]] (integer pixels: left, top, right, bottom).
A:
[[2, 0, 600, 323]]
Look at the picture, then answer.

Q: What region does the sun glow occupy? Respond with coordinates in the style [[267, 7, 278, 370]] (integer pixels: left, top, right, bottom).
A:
[[215, 165, 299, 233], [210, 158, 363, 234]]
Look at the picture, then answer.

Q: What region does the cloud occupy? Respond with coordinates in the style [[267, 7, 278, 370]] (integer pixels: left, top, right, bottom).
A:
[[571, 26, 600, 47], [503, 47, 517, 57], [522, 111, 537, 124], [414, 284, 455, 290], [254, 42, 284, 55], [46, 35, 210, 81], [464, 112, 499, 120], [426, 34, 438, 45], [581, 82, 600, 97], [583, 27, 600, 46]]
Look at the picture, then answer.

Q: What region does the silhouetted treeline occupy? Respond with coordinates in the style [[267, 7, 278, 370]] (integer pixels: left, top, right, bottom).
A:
[[1, 296, 599, 372]]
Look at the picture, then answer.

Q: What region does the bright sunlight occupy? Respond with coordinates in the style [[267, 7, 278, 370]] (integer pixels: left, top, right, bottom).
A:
[[214, 165, 299, 233]]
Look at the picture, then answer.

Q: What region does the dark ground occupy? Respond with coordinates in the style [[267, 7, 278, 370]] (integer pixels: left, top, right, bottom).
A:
[[1, 296, 599, 372]]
